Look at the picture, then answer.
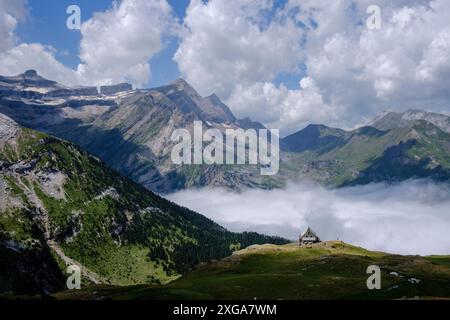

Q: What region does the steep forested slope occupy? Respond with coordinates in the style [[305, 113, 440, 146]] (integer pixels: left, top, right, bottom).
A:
[[0, 114, 287, 295]]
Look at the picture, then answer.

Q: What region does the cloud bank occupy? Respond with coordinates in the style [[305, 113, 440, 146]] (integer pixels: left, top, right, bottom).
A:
[[167, 180, 450, 256]]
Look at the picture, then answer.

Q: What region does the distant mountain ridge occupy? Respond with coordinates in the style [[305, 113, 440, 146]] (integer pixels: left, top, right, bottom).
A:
[[281, 111, 450, 186], [1, 70, 450, 192], [368, 109, 450, 133], [282, 124, 350, 153]]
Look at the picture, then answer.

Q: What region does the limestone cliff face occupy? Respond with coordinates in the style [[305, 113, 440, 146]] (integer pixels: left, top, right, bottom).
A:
[[100, 83, 132, 95], [2, 71, 450, 193], [0, 72, 276, 193]]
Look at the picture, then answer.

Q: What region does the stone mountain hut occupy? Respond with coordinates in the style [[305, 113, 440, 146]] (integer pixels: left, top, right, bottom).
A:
[[299, 227, 321, 246]]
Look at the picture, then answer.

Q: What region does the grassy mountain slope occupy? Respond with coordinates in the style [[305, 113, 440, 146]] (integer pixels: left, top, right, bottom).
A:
[[349, 121, 450, 184], [54, 242, 450, 300], [0, 114, 287, 295], [282, 124, 350, 154], [282, 117, 450, 186]]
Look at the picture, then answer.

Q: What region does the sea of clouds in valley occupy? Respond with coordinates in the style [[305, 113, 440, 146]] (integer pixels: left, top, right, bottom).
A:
[[168, 180, 450, 256]]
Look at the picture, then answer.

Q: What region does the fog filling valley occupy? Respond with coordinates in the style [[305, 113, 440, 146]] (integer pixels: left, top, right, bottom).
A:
[[167, 180, 450, 255]]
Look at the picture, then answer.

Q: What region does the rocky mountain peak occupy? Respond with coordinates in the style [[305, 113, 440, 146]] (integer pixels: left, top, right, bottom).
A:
[[368, 109, 450, 133], [23, 69, 38, 77], [154, 78, 239, 124], [171, 78, 195, 92], [0, 70, 58, 88], [20, 69, 55, 84], [202, 93, 236, 123], [206, 93, 221, 103], [282, 123, 348, 153]]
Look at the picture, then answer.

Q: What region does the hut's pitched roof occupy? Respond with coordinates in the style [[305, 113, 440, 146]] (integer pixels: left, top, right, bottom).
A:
[[300, 227, 320, 241]]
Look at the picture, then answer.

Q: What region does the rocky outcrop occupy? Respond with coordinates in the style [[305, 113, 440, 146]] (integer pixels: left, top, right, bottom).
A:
[[0, 70, 100, 98], [201, 93, 236, 123], [0, 71, 123, 131], [0, 69, 58, 88], [0, 113, 20, 148], [100, 83, 132, 95]]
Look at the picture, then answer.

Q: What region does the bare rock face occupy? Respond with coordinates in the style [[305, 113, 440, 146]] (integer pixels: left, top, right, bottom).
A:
[[46, 86, 99, 97], [0, 113, 20, 149], [369, 109, 450, 133], [100, 83, 132, 95], [154, 78, 240, 124], [0, 70, 101, 97], [202, 93, 236, 123], [0, 70, 119, 131]]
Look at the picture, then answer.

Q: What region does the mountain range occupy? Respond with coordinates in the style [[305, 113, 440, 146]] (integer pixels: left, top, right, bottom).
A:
[[0, 113, 286, 295], [1, 70, 450, 193]]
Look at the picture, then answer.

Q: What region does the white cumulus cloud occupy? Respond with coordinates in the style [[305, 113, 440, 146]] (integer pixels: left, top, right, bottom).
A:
[[295, 0, 450, 128], [77, 0, 178, 87], [0, 0, 27, 53], [174, 0, 304, 98], [0, 1, 75, 84], [175, 0, 450, 133], [0, 0, 177, 88], [227, 78, 337, 134]]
